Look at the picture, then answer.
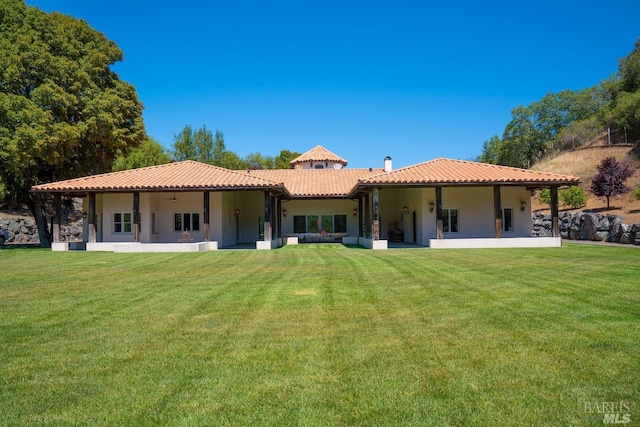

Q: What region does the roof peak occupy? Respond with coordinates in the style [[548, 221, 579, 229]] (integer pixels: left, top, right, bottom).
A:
[[290, 145, 348, 166]]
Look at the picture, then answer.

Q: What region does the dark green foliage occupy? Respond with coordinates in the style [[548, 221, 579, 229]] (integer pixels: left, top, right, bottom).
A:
[[0, 0, 145, 245], [479, 38, 639, 167], [275, 149, 302, 169], [590, 157, 633, 208], [171, 124, 299, 170], [112, 137, 170, 171]]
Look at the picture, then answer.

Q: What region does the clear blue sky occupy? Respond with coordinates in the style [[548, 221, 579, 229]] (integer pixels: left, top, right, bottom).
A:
[[27, 0, 640, 168]]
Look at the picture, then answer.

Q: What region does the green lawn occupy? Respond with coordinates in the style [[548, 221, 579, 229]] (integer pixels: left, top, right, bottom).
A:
[[0, 244, 638, 426]]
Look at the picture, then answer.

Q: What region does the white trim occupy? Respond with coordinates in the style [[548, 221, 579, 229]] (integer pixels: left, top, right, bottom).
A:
[[429, 237, 562, 249]]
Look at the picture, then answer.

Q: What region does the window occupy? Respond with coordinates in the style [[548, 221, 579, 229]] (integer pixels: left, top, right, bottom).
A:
[[307, 215, 319, 233], [174, 213, 200, 232], [113, 213, 132, 234], [321, 215, 333, 233], [502, 208, 513, 232], [293, 215, 306, 233], [442, 209, 459, 233], [258, 216, 265, 240], [292, 214, 348, 233], [314, 164, 324, 169], [334, 215, 347, 233]]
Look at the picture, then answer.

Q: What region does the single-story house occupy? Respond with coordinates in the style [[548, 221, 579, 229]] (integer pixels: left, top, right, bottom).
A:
[[31, 145, 580, 251]]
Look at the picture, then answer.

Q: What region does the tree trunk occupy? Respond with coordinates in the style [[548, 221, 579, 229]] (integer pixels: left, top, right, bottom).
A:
[[30, 194, 52, 248], [606, 195, 610, 209]]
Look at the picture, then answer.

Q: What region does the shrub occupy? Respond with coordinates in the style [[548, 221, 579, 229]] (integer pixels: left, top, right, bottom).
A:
[[560, 186, 587, 209], [634, 185, 640, 201], [538, 189, 551, 205]]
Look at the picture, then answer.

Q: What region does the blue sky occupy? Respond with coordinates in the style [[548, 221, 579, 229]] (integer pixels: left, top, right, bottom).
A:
[[27, 0, 640, 168]]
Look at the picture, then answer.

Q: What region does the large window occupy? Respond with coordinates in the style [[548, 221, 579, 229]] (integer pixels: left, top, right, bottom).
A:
[[502, 208, 513, 232], [174, 213, 200, 232], [292, 214, 348, 233], [113, 213, 132, 234], [442, 209, 459, 233]]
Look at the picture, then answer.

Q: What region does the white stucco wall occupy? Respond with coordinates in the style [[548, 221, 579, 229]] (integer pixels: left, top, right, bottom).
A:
[[418, 186, 532, 242]]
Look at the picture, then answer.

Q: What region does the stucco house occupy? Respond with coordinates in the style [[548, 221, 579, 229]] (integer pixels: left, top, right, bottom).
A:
[[31, 145, 580, 252]]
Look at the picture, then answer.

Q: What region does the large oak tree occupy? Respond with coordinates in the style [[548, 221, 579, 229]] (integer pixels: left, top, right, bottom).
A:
[[0, 0, 145, 246]]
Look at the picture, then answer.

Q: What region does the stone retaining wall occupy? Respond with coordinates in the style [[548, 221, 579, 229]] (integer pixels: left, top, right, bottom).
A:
[[0, 217, 83, 244], [533, 212, 640, 245]]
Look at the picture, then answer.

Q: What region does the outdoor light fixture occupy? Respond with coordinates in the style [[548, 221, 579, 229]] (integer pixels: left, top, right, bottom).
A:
[[520, 201, 526, 211], [283, 209, 287, 217], [234, 208, 240, 216], [429, 202, 435, 212], [353, 208, 358, 216], [403, 206, 409, 214], [82, 211, 87, 218]]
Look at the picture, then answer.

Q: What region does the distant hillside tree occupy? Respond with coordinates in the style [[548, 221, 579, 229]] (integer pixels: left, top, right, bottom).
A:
[[618, 38, 640, 93], [113, 137, 170, 171], [0, 0, 145, 247], [590, 157, 633, 208]]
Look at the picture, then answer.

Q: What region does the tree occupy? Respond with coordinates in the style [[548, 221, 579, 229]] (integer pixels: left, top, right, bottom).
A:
[[590, 157, 633, 208], [275, 149, 301, 169], [112, 137, 170, 171], [477, 135, 502, 164], [171, 124, 214, 163], [500, 105, 545, 168], [0, 0, 145, 246], [244, 152, 275, 170], [618, 38, 640, 94]]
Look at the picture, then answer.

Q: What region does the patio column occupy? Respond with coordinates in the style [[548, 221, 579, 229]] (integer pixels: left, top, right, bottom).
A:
[[276, 198, 282, 238], [550, 186, 560, 237], [52, 194, 61, 244], [372, 187, 380, 240], [88, 193, 96, 243], [364, 193, 371, 238], [203, 192, 210, 241], [435, 187, 443, 239], [494, 186, 502, 239], [358, 197, 363, 237], [264, 191, 272, 241], [133, 192, 140, 243]]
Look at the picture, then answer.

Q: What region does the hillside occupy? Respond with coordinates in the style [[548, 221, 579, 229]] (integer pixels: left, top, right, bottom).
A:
[[531, 144, 640, 224]]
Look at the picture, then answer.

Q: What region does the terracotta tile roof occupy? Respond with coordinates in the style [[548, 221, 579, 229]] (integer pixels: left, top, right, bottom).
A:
[[253, 168, 383, 197], [355, 158, 581, 188], [289, 145, 348, 166], [31, 161, 287, 193]]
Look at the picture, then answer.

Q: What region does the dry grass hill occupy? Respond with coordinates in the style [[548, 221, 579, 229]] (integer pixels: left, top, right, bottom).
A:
[[532, 143, 640, 224]]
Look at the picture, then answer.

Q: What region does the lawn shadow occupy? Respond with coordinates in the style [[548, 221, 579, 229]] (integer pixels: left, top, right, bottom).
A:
[[342, 244, 367, 250]]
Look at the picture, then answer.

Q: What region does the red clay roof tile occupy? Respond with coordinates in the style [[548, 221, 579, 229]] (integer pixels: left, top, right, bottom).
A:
[[31, 161, 286, 193], [356, 158, 581, 187]]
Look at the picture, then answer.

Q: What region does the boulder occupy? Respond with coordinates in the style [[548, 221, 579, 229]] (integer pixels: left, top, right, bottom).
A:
[[579, 213, 600, 241], [621, 232, 635, 244]]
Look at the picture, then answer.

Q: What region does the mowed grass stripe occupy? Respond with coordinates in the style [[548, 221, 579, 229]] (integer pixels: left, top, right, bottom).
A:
[[0, 244, 638, 426]]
